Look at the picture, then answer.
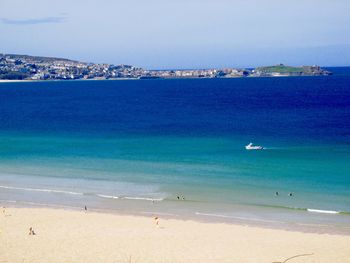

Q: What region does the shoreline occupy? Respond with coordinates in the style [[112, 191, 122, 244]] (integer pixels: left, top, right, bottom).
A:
[[0, 79, 40, 83], [2, 199, 350, 236], [0, 73, 335, 83], [1, 206, 350, 263]]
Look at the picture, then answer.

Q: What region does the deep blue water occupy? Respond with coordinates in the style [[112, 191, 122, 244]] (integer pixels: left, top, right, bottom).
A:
[[0, 74, 349, 141], [0, 69, 349, 230]]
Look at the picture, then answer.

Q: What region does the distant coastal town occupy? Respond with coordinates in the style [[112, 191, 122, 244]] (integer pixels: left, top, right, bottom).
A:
[[0, 53, 332, 81]]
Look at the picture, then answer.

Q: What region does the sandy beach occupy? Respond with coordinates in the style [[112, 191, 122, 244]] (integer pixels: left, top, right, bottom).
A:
[[0, 79, 35, 83], [1, 207, 349, 263]]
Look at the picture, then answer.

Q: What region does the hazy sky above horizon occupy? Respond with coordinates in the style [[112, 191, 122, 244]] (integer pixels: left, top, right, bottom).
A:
[[1, 0, 350, 69]]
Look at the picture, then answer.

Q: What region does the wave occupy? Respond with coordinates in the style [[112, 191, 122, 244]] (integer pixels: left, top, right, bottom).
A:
[[195, 212, 281, 223], [140, 211, 178, 216], [0, 199, 17, 203], [96, 194, 119, 199], [256, 204, 307, 211], [256, 204, 348, 215], [307, 209, 340, 214], [0, 185, 164, 202], [95, 194, 163, 201], [0, 185, 83, 196], [0, 199, 82, 210], [123, 196, 163, 202]]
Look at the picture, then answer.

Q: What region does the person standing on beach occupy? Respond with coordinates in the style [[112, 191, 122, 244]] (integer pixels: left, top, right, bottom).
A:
[[154, 217, 160, 227], [29, 227, 36, 235]]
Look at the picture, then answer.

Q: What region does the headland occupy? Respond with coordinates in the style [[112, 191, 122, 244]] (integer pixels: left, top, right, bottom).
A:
[[0, 53, 331, 81]]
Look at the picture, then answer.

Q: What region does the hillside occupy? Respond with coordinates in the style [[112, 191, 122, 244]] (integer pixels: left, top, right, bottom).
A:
[[0, 53, 78, 63], [253, 64, 332, 76]]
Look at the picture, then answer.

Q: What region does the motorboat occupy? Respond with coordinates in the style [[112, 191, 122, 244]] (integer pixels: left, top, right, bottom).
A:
[[245, 142, 264, 150]]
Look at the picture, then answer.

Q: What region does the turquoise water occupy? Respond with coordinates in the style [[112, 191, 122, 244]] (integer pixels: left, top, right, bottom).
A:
[[0, 74, 349, 232]]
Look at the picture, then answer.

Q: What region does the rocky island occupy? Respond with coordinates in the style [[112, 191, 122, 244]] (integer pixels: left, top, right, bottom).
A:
[[0, 53, 332, 81], [251, 64, 332, 77]]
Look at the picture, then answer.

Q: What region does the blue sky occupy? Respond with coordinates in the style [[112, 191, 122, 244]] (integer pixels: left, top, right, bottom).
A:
[[1, 0, 349, 69]]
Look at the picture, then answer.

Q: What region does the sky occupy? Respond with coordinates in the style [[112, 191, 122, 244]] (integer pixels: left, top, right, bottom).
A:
[[1, 0, 350, 69]]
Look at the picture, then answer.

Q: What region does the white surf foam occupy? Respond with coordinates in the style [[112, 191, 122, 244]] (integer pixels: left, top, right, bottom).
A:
[[0, 185, 83, 196], [307, 208, 339, 214], [195, 212, 281, 223], [140, 211, 178, 216], [0, 199, 81, 209], [96, 194, 119, 199], [96, 194, 163, 201], [123, 196, 163, 202]]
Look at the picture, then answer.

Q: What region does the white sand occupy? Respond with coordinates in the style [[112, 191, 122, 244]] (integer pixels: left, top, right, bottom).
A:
[[1, 207, 349, 263], [0, 79, 35, 82]]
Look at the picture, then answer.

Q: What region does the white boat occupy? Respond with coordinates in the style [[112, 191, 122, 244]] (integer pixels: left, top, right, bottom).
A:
[[245, 143, 264, 150]]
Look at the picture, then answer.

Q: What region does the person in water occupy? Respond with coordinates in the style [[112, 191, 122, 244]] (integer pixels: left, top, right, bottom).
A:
[[275, 191, 279, 196], [289, 192, 293, 196]]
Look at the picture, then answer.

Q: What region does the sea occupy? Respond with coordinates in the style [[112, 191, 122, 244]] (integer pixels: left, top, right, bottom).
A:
[[0, 68, 349, 233]]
